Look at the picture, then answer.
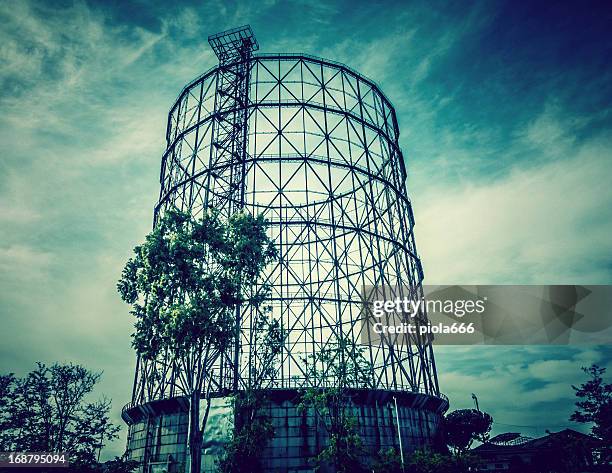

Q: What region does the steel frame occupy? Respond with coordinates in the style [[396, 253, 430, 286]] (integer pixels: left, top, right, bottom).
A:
[[130, 32, 440, 407]]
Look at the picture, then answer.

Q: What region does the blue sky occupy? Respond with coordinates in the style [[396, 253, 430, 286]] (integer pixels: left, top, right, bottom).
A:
[[1, 0, 611, 459]]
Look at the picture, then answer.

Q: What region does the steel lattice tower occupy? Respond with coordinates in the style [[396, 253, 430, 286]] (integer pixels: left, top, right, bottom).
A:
[[124, 26, 447, 473]]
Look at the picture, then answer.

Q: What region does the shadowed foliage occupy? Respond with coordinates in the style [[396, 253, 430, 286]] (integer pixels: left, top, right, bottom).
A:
[[118, 207, 277, 473], [444, 408, 492, 454], [0, 363, 123, 472]]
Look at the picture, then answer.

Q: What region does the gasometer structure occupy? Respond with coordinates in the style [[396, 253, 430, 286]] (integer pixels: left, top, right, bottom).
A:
[[122, 26, 448, 473]]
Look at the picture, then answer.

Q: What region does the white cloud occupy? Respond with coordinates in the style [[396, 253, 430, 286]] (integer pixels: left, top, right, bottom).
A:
[[436, 346, 608, 437], [414, 131, 612, 284], [0, 244, 53, 279]]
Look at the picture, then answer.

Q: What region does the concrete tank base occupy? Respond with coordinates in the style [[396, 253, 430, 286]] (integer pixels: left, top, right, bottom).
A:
[[123, 388, 449, 473]]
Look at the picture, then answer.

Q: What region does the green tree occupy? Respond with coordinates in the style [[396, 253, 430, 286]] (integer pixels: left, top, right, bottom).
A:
[[444, 409, 492, 454], [371, 447, 403, 473], [407, 449, 449, 473], [0, 373, 16, 449], [118, 207, 277, 473], [217, 391, 274, 473], [0, 363, 120, 470], [570, 364, 611, 462], [407, 449, 470, 473], [298, 340, 373, 473], [372, 448, 474, 473], [217, 313, 284, 473], [99, 455, 139, 473]]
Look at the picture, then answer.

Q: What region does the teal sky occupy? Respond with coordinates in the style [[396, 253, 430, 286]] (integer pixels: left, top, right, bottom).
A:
[[1, 0, 611, 459]]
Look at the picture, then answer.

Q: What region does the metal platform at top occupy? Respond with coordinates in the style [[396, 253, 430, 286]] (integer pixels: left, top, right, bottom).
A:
[[208, 25, 259, 63]]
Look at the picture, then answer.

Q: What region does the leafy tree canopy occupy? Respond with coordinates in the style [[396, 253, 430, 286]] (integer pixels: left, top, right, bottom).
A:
[[444, 408, 493, 453], [372, 448, 474, 473], [117, 208, 277, 390], [118, 207, 278, 473], [0, 363, 120, 471], [571, 364, 611, 461], [297, 340, 374, 473], [571, 365, 611, 440]]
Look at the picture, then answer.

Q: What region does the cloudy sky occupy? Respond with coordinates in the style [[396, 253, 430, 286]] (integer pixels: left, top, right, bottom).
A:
[[1, 0, 611, 459]]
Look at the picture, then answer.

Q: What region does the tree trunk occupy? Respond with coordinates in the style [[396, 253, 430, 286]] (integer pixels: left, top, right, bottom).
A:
[[189, 390, 202, 473]]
